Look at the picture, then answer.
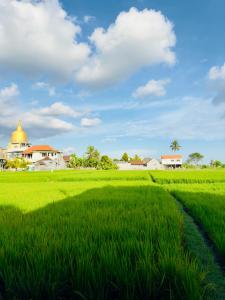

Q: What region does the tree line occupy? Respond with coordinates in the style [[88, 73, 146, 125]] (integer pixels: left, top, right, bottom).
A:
[[68, 146, 118, 170]]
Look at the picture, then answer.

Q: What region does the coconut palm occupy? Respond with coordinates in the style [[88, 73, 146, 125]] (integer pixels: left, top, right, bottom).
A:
[[86, 145, 100, 160], [170, 140, 181, 152]]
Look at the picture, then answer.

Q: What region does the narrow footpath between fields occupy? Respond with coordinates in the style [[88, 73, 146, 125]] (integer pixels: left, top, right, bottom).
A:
[[149, 172, 225, 299]]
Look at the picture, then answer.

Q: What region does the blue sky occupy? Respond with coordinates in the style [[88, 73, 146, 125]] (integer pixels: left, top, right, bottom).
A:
[[0, 0, 225, 162]]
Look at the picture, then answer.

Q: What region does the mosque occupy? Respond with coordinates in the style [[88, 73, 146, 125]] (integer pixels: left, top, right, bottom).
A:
[[0, 121, 66, 170], [7, 120, 31, 159]]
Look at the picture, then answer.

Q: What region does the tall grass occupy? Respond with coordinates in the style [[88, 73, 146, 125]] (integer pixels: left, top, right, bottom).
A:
[[0, 182, 208, 299], [151, 170, 225, 184], [0, 170, 150, 183], [0, 171, 224, 299], [168, 183, 225, 263]]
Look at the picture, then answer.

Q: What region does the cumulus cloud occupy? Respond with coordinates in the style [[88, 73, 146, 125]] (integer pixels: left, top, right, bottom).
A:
[[208, 62, 225, 105], [0, 0, 90, 80], [32, 82, 56, 96], [81, 117, 102, 127], [0, 83, 19, 98], [208, 63, 225, 81], [33, 102, 82, 118], [133, 79, 170, 98], [22, 111, 74, 138], [0, 3, 176, 89], [0, 83, 20, 117], [0, 84, 81, 140], [75, 7, 176, 88]]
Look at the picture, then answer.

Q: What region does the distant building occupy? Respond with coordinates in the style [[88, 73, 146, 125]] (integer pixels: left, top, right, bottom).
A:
[[63, 155, 71, 166], [23, 145, 62, 163], [0, 121, 67, 171], [23, 145, 66, 170], [116, 158, 163, 170], [0, 148, 7, 169], [7, 121, 31, 159], [31, 157, 65, 171], [161, 155, 182, 168]]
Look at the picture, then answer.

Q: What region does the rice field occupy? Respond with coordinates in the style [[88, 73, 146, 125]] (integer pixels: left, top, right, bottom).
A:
[[151, 169, 225, 184], [167, 183, 225, 263], [0, 170, 225, 299]]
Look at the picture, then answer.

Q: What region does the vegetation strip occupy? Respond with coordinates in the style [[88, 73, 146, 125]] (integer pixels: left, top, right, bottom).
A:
[[170, 191, 225, 280]]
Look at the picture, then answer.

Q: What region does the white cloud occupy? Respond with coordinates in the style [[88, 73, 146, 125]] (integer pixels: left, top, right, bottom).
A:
[[0, 83, 19, 98], [0, 84, 79, 139], [85, 96, 225, 141], [133, 79, 170, 98], [208, 62, 225, 104], [125, 97, 225, 140], [34, 102, 82, 118], [83, 15, 95, 23], [32, 82, 56, 96], [0, 3, 176, 89], [81, 117, 102, 127], [208, 63, 225, 81], [0, 83, 20, 117], [0, 0, 90, 80], [75, 7, 176, 88]]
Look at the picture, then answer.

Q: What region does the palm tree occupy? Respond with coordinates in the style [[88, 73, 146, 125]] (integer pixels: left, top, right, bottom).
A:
[[86, 145, 100, 160], [170, 140, 181, 152]]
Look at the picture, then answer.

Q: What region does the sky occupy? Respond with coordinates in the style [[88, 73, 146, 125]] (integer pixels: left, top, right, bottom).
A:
[[0, 0, 225, 162]]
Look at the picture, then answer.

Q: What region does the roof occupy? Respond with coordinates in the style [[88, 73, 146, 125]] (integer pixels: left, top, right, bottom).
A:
[[143, 157, 152, 163], [35, 157, 54, 165], [63, 155, 70, 162], [161, 155, 182, 159], [23, 145, 59, 154], [130, 160, 144, 165]]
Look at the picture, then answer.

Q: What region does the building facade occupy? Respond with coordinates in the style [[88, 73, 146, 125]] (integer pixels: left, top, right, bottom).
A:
[[116, 158, 163, 170], [161, 155, 183, 168], [23, 145, 62, 163], [1, 121, 66, 170]]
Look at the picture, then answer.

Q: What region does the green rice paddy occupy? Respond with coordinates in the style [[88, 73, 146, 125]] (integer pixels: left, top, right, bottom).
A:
[[0, 170, 225, 299]]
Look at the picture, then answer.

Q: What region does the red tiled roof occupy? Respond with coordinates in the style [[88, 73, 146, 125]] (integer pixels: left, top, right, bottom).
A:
[[23, 145, 59, 154], [63, 155, 70, 162], [161, 155, 182, 159], [130, 160, 144, 165]]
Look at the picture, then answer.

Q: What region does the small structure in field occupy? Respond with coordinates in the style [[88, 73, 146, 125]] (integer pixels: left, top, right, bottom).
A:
[[161, 155, 182, 168], [32, 157, 59, 171]]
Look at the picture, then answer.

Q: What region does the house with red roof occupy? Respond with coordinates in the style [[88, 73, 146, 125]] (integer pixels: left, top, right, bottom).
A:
[[23, 145, 62, 163], [161, 155, 183, 168]]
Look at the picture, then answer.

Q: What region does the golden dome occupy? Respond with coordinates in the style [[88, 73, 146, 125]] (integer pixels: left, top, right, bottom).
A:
[[11, 121, 28, 144]]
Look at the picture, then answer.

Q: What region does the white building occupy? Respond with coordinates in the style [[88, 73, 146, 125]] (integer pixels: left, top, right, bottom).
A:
[[116, 158, 163, 170], [23, 145, 62, 163], [161, 155, 183, 168]]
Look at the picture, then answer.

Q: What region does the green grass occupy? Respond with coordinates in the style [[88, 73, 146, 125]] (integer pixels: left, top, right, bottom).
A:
[[167, 183, 225, 263], [151, 170, 225, 184], [0, 170, 150, 183], [0, 170, 225, 299]]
